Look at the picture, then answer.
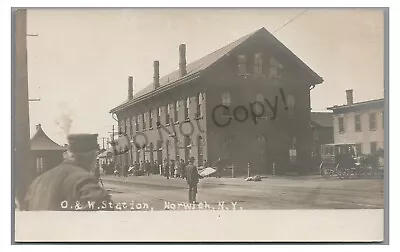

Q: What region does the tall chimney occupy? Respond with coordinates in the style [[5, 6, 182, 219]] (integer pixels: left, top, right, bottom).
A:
[[128, 76, 133, 100], [346, 89, 354, 105], [179, 44, 187, 77], [153, 61, 160, 89]]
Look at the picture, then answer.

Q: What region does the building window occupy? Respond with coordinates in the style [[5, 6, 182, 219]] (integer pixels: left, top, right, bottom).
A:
[[254, 53, 263, 74], [36, 157, 44, 173], [255, 93, 264, 115], [142, 113, 146, 130], [196, 93, 203, 118], [157, 107, 161, 126], [184, 97, 190, 120], [174, 101, 179, 122], [369, 113, 377, 131], [166, 104, 171, 124], [237, 54, 247, 75], [130, 117, 134, 134], [222, 92, 231, 116], [149, 109, 153, 129], [287, 95, 295, 117], [126, 118, 130, 136], [269, 56, 282, 79], [338, 117, 345, 134], [134, 116, 139, 132], [370, 142, 377, 153], [355, 114, 361, 132]]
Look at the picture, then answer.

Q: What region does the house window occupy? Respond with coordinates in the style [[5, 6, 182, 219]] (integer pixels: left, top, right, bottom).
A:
[[149, 109, 153, 129], [196, 93, 203, 118], [130, 117, 134, 134], [174, 101, 179, 122], [369, 113, 376, 131], [237, 54, 247, 75], [36, 157, 44, 173], [287, 94, 295, 117], [184, 97, 190, 120], [338, 117, 345, 134], [355, 115, 361, 132], [126, 118, 130, 136], [134, 116, 138, 131], [269, 56, 282, 79], [142, 113, 146, 130], [355, 143, 362, 155], [370, 142, 377, 153], [157, 107, 161, 126], [254, 53, 263, 74], [254, 93, 264, 115], [222, 92, 231, 116], [165, 104, 171, 124]]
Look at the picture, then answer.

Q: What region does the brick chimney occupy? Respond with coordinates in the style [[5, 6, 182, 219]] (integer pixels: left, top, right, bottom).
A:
[[179, 44, 187, 77], [153, 61, 160, 89], [128, 76, 134, 100], [346, 89, 354, 105]]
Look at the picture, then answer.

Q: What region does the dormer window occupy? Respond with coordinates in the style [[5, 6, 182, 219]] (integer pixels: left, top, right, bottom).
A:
[[254, 53, 263, 74], [237, 55, 247, 75]]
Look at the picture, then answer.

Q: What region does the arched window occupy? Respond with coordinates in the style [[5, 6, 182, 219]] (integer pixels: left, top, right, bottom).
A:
[[184, 97, 190, 120], [174, 101, 179, 122], [196, 93, 203, 118], [254, 93, 265, 114], [237, 54, 247, 75], [126, 118, 130, 136], [197, 135, 204, 167], [287, 94, 295, 117], [166, 104, 171, 124], [254, 53, 263, 74], [222, 92, 231, 106]]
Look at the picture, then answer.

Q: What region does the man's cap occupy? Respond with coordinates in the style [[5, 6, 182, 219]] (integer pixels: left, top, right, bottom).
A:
[[67, 134, 98, 153]]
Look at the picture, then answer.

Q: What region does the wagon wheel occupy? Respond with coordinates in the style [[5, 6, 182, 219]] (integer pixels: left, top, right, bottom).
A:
[[320, 162, 333, 179], [336, 162, 345, 179]]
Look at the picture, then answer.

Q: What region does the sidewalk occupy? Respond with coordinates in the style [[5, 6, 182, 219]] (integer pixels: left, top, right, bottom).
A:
[[100, 173, 323, 188]]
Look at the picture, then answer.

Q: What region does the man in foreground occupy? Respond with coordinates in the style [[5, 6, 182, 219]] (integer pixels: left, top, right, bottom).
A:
[[24, 134, 113, 211], [185, 157, 200, 204]]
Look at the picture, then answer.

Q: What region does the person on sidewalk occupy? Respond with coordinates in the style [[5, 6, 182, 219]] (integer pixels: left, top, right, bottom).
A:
[[185, 157, 200, 204], [164, 158, 170, 179], [145, 160, 151, 176]]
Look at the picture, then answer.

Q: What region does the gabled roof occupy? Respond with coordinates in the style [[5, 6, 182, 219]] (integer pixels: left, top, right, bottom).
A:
[[110, 27, 323, 114], [327, 98, 384, 114], [30, 124, 66, 151], [311, 112, 333, 128]]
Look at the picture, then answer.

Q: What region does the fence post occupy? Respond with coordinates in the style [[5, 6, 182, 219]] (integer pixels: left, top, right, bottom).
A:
[[247, 162, 251, 178]]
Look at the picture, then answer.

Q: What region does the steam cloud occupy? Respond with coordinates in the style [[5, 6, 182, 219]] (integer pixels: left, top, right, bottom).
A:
[[55, 103, 73, 136]]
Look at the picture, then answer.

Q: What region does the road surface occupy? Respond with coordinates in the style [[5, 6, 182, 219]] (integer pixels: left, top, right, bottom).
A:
[[101, 174, 384, 211]]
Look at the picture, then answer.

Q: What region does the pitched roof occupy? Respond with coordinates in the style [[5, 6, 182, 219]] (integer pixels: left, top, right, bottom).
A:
[[110, 27, 323, 113], [327, 98, 384, 113], [311, 112, 333, 128], [30, 124, 66, 151]]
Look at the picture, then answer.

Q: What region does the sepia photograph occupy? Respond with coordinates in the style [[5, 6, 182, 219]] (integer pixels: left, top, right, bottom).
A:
[[11, 7, 387, 243]]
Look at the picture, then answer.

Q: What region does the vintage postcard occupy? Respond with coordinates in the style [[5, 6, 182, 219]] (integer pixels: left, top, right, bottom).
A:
[[12, 7, 387, 242]]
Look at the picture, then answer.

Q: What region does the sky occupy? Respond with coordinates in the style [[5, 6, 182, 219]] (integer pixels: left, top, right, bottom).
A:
[[26, 8, 385, 146]]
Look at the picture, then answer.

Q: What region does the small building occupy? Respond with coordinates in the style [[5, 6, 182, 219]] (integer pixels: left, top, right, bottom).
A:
[[327, 90, 384, 155], [110, 27, 323, 175], [310, 112, 334, 167], [30, 124, 66, 175]]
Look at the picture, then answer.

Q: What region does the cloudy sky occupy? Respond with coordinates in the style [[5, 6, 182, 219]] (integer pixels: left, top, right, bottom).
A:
[[26, 8, 385, 146]]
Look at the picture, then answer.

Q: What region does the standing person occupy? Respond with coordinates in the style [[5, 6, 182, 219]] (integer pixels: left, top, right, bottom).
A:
[[145, 160, 151, 176], [164, 159, 170, 179], [185, 157, 200, 204], [174, 159, 181, 178], [140, 160, 144, 175], [170, 160, 175, 179], [215, 158, 223, 178], [24, 134, 113, 211]]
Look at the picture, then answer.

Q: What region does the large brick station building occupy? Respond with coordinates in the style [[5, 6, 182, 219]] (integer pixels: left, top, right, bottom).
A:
[[110, 27, 323, 175]]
